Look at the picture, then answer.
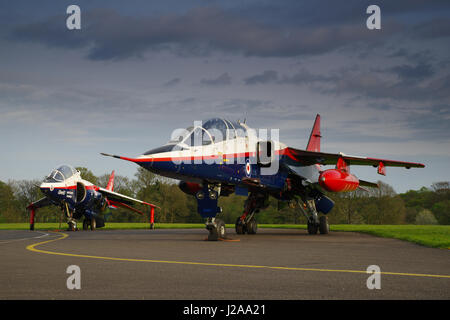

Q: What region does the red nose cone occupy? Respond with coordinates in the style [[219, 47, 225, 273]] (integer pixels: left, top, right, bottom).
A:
[[319, 169, 359, 192]]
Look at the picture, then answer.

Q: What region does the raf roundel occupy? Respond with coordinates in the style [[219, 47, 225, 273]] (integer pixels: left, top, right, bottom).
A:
[[245, 159, 251, 177]]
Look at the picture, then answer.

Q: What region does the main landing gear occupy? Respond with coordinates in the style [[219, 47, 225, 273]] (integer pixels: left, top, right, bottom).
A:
[[297, 198, 329, 235], [235, 193, 267, 235], [82, 217, 96, 231]]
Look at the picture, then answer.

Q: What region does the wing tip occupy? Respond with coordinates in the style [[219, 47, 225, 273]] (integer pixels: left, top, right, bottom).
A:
[[101, 152, 140, 163], [100, 152, 119, 159]]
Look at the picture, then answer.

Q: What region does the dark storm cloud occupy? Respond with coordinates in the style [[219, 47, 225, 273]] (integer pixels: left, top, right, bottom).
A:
[[244, 70, 278, 85], [200, 73, 231, 86], [10, 6, 393, 61]]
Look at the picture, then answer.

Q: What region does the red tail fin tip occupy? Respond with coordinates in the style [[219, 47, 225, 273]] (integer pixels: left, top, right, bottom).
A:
[[306, 114, 321, 152], [106, 170, 115, 191]]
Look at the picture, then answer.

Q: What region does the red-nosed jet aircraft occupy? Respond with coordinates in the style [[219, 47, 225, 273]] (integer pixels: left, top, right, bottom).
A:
[[27, 165, 158, 231], [101, 115, 424, 240]]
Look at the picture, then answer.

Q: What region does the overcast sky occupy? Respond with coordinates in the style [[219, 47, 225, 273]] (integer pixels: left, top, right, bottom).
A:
[[0, 0, 449, 193]]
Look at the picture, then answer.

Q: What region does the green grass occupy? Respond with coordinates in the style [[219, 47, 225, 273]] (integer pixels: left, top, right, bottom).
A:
[[330, 224, 450, 249], [1, 223, 449, 249]]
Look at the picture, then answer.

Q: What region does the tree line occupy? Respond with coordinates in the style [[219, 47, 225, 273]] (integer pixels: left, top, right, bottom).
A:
[[0, 167, 448, 225]]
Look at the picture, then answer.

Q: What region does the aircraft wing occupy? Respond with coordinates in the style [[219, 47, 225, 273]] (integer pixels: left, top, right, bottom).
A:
[[26, 197, 52, 210], [282, 147, 425, 169], [97, 187, 159, 209], [107, 200, 147, 215], [27, 197, 53, 230]]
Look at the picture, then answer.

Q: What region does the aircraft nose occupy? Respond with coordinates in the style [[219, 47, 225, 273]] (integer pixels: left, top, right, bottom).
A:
[[139, 155, 153, 167], [40, 183, 49, 194]]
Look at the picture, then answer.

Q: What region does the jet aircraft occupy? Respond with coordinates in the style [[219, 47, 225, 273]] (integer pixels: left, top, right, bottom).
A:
[[102, 115, 424, 240], [27, 164, 158, 231]]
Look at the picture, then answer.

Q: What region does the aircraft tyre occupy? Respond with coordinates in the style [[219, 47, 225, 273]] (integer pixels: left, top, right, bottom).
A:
[[207, 228, 218, 241], [90, 217, 96, 231], [67, 221, 77, 232], [246, 218, 257, 234], [207, 218, 226, 241], [216, 219, 226, 239], [235, 217, 246, 234], [307, 221, 318, 235], [319, 216, 329, 234]]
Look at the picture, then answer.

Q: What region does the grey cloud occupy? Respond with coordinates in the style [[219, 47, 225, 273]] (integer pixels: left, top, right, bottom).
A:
[[10, 7, 395, 61], [412, 18, 450, 39], [278, 69, 337, 85], [402, 103, 450, 141], [243, 69, 336, 87], [389, 62, 435, 83], [163, 78, 181, 87], [200, 73, 231, 86], [244, 70, 278, 85], [326, 70, 450, 101]]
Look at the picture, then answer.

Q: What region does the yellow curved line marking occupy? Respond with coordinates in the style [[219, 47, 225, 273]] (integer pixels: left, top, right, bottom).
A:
[[27, 232, 450, 279]]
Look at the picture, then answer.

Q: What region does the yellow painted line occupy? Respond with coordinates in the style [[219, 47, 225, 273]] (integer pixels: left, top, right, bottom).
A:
[[26, 232, 450, 279]]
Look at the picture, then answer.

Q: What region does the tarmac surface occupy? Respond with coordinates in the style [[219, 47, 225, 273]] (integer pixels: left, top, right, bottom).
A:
[[1, 228, 449, 299]]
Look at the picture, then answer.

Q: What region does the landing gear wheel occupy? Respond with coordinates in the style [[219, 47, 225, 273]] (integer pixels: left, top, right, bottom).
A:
[[67, 221, 76, 232], [235, 217, 246, 234], [207, 219, 226, 241], [319, 216, 329, 234], [216, 219, 226, 239], [307, 221, 318, 235], [90, 217, 96, 231], [246, 218, 258, 235], [207, 228, 218, 241]]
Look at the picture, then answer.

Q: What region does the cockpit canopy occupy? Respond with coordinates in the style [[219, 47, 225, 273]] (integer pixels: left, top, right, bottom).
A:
[[144, 118, 247, 155], [44, 165, 78, 182], [171, 118, 247, 146]]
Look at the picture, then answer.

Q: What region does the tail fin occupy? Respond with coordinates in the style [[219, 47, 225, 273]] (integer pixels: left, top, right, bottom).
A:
[[306, 114, 321, 152], [106, 170, 115, 191]]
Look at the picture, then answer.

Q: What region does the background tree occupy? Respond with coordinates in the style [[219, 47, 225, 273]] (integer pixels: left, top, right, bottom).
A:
[[0, 181, 21, 223], [1, 167, 448, 226], [415, 209, 438, 225]]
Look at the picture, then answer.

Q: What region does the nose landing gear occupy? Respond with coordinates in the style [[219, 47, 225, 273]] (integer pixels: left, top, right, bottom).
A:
[[196, 184, 227, 241], [62, 202, 78, 231], [206, 218, 226, 241], [235, 192, 267, 235]]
